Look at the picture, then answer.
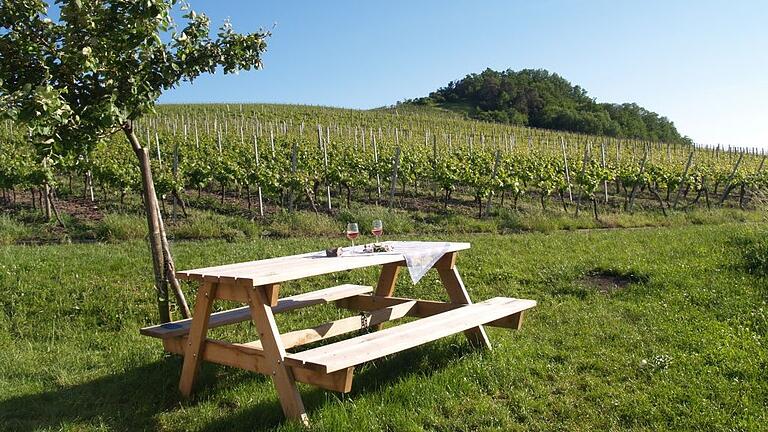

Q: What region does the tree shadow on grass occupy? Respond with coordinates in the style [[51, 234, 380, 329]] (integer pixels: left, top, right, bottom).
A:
[[0, 356, 273, 431], [0, 338, 480, 431]]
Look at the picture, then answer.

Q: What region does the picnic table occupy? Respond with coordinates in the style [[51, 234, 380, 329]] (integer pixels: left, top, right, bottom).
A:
[[141, 241, 536, 426]]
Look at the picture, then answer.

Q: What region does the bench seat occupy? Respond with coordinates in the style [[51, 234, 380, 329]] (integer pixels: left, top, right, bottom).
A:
[[140, 284, 373, 339], [286, 297, 536, 373]]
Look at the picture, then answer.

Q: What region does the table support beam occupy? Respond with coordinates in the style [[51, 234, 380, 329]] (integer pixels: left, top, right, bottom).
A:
[[179, 282, 218, 397], [246, 282, 310, 426], [372, 263, 401, 330], [436, 253, 491, 350]]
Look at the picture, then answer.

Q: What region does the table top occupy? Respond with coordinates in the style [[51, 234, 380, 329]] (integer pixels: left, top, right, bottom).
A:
[[176, 241, 470, 286]]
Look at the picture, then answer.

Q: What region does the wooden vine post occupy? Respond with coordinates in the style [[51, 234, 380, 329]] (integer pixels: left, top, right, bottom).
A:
[[671, 150, 695, 210], [388, 147, 401, 209], [560, 137, 573, 203]]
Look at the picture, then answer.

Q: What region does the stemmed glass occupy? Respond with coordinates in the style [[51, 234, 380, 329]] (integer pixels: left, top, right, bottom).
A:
[[371, 219, 383, 243], [346, 222, 359, 247]]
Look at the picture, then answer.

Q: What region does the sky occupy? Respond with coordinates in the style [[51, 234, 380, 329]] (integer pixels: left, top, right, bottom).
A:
[[160, 0, 768, 149]]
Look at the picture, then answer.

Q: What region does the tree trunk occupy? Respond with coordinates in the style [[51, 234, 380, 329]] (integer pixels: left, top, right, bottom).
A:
[[123, 121, 189, 323], [47, 187, 66, 228], [172, 190, 188, 217], [592, 198, 599, 221]]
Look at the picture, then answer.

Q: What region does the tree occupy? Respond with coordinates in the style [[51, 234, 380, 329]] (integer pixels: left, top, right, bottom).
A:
[[415, 68, 687, 143], [0, 0, 269, 322]]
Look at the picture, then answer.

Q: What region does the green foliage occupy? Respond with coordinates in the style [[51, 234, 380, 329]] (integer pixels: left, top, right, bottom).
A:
[[409, 68, 690, 143], [0, 0, 269, 181]]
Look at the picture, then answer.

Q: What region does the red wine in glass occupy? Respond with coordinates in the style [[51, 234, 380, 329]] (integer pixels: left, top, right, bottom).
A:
[[346, 223, 359, 247], [371, 219, 383, 242]]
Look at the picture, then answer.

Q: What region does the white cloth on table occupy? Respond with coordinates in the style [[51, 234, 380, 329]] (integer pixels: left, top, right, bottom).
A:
[[348, 241, 452, 284]]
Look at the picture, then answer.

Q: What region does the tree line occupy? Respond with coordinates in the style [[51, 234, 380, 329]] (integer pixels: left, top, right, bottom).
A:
[[406, 68, 690, 144]]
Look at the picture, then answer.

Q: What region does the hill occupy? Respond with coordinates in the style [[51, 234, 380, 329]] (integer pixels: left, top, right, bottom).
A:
[[403, 68, 690, 144]]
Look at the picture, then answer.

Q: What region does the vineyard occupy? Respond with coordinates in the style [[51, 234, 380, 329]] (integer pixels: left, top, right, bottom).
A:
[[1, 103, 766, 227]]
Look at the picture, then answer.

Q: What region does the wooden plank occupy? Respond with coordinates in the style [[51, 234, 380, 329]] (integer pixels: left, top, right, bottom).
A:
[[437, 261, 491, 350], [488, 311, 526, 330], [263, 283, 280, 307], [214, 281, 279, 305], [176, 241, 471, 285], [273, 284, 371, 313], [213, 281, 250, 303], [286, 297, 537, 373], [247, 282, 309, 425], [163, 336, 354, 393], [249, 301, 417, 350], [178, 282, 217, 397], [141, 284, 373, 339], [372, 263, 401, 330], [338, 295, 527, 330]]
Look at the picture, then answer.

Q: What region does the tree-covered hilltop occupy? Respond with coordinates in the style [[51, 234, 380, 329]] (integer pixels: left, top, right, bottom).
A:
[[405, 68, 690, 143]]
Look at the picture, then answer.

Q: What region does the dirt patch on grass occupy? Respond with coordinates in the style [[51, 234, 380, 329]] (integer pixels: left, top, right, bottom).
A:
[[581, 269, 647, 294], [55, 196, 105, 221]]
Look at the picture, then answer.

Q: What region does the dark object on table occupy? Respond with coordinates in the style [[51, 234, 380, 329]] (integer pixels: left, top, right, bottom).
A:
[[326, 247, 343, 257], [363, 243, 393, 253]]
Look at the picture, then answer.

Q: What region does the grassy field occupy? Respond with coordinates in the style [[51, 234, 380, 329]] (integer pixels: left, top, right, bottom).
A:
[[1, 223, 767, 431]]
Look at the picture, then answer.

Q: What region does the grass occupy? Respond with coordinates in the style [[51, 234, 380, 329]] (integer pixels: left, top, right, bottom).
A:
[[1, 223, 767, 430], [0, 214, 31, 245], [2, 199, 766, 245]]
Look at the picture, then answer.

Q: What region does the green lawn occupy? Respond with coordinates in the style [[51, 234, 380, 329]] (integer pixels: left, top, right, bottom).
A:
[[1, 224, 766, 431]]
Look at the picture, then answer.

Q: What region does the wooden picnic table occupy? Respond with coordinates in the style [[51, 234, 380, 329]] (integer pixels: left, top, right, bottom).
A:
[[141, 241, 536, 426]]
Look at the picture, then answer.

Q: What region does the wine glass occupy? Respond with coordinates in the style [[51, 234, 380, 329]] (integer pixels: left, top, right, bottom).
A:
[[371, 219, 383, 243], [346, 222, 359, 247]]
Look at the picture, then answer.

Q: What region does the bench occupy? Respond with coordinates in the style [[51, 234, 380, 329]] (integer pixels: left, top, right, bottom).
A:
[[287, 297, 536, 373], [140, 283, 374, 339], [140, 243, 537, 426]]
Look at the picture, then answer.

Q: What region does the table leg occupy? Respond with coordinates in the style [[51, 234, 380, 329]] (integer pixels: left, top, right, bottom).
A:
[[371, 263, 401, 330], [436, 254, 492, 350], [247, 284, 310, 426], [179, 281, 218, 397]]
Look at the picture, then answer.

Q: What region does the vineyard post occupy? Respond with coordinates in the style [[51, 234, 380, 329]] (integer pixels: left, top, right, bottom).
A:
[[432, 135, 438, 199], [288, 143, 298, 211], [172, 142, 179, 221], [253, 134, 264, 217], [194, 119, 199, 149], [574, 144, 590, 216], [485, 150, 501, 216], [85, 156, 95, 202], [671, 150, 694, 209], [318, 125, 331, 210], [600, 141, 608, 203], [718, 152, 744, 205], [627, 145, 649, 212], [560, 137, 573, 203], [41, 158, 52, 220], [155, 132, 162, 167], [373, 133, 382, 203], [388, 147, 401, 209], [270, 125, 275, 156]]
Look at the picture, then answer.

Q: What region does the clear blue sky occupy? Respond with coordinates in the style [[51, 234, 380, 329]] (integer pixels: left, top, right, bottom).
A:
[[160, 0, 768, 149]]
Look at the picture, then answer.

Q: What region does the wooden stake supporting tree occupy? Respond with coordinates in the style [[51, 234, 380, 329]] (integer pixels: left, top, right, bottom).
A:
[[0, 0, 269, 323]]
